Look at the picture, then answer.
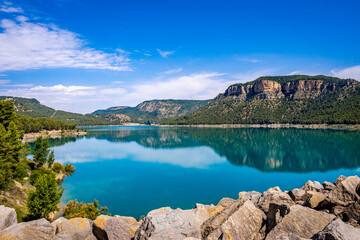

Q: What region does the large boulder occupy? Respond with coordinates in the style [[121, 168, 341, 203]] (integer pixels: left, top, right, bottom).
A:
[[134, 206, 209, 240], [51, 217, 94, 240], [258, 187, 294, 213], [339, 201, 360, 226], [0, 218, 54, 240], [113, 216, 140, 237], [312, 219, 360, 240], [201, 194, 266, 240], [323, 176, 360, 207], [93, 215, 132, 240], [303, 191, 326, 209], [266, 203, 291, 233], [0, 205, 17, 232], [265, 205, 335, 239], [288, 189, 305, 202], [240, 191, 262, 206]]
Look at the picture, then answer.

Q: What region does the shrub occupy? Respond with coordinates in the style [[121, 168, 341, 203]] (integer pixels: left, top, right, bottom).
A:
[[63, 199, 109, 220]]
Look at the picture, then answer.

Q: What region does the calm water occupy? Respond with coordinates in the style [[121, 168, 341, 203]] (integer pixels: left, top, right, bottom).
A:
[[49, 126, 360, 218]]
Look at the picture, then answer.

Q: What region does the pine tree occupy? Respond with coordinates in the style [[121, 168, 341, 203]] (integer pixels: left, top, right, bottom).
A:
[[32, 136, 50, 167]]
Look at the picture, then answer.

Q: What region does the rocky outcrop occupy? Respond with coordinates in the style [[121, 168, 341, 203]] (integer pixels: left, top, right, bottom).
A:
[[223, 78, 357, 101], [1, 175, 360, 240]]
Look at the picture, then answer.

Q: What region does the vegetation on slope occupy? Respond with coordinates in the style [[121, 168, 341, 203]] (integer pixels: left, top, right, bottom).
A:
[[167, 76, 360, 125]]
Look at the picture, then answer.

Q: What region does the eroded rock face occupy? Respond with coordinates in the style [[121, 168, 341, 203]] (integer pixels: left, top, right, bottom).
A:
[[312, 219, 360, 240], [0, 218, 54, 240], [0, 205, 17, 232], [323, 175, 360, 207], [93, 215, 132, 240], [265, 205, 335, 239]]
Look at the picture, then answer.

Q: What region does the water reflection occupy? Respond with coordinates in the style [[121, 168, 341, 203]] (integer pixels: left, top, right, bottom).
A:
[[52, 127, 360, 173]]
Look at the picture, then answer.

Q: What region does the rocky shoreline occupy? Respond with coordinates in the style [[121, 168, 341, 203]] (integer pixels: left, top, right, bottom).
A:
[[1, 175, 360, 239], [22, 129, 87, 143]]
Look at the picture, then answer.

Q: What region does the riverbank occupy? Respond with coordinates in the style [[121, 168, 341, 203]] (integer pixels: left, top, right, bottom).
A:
[[159, 123, 360, 131], [1, 175, 359, 239], [22, 129, 87, 143]]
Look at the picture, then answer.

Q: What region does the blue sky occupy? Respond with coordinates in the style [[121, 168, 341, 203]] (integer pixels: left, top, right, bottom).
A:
[[0, 0, 359, 113]]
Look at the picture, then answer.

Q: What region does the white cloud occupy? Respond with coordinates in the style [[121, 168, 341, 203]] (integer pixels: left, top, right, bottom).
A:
[[0, 4, 23, 13], [157, 49, 175, 58], [0, 79, 10, 84], [162, 67, 182, 74], [0, 18, 131, 72], [331, 66, 360, 80], [0, 72, 237, 113], [237, 57, 260, 63]]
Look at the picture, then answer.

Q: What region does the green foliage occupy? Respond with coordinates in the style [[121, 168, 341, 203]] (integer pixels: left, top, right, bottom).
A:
[[32, 136, 50, 167], [29, 167, 53, 185], [64, 163, 75, 177], [27, 174, 64, 219], [63, 199, 109, 220], [52, 162, 64, 173], [16, 114, 76, 133]]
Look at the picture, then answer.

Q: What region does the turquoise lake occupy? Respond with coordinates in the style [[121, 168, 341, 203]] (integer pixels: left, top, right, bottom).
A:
[[49, 126, 360, 219]]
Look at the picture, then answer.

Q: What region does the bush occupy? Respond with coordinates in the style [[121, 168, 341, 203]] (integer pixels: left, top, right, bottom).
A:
[[63, 199, 109, 220]]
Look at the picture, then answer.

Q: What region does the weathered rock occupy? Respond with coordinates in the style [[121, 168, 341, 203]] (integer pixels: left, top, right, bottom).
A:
[[51, 217, 94, 240], [0, 205, 17, 232], [135, 206, 209, 240], [312, 219, 360, 240], [339, 201, 360, 226], [0, 218, 54, 240], [334, 175, 347, 186], [265, 205, 335, 239], [202, 194, 266, 240], [217, 197, 236, 208], [267, 233, 307, 240], [266, 203, 291, 233], [324, 176, 360, 207], [288, 189, 305, 202], [147, 207, 173, 216], [93, 215, 132, 240], [301, 180, 323, 192], [258, 187, 294, 213], [303, 191, 326, 209], [322, 181, 336, 191], [240, 191, 262, 206], [114, 216, 140, 237]]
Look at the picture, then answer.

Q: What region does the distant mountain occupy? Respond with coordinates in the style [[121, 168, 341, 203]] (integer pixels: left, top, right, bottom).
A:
[[92, 99, 211, 124], [0, 96, 110, 125], [167, 75, 360, 125]]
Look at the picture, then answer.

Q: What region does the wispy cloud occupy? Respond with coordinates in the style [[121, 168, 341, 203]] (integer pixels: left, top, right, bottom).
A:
[[237, 57, 260, 63], [331, 65, 360, 80], [0, 1, 23, 13], [162, 67, 183, 74], [157, 49, 175, 58], [0, 79, 10, 84], [0, 72, 237, 113], [0, 16, 131, 72]]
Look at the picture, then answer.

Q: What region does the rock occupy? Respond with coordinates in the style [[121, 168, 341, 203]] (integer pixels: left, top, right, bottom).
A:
[[114, 216, 140, 237], [322, 181, 336, 191], [301, 180, 323, 192], [258, 187, 294, 213], [134, 207, 209, 240], [0, 218, 54, 240], [312, 219, 360, 240], [51, 217, 94, 240], [265, 205, 335, 239], [267, 233, 307, 240], [240, 191, 262, 206], [217, 197, 236, 208], [334, 175, 347, 186], [147, 207, 173, 216], [288, 189, 305, 202], [0, 205, 17, 232], [93, 215, 132, 240], [266, 203, 291, 233], [339, 201, 360, 226], [356, 183, 360, 196], [325, 175, 360, 207], [202, 194, 266, 240], [303, 191, 326, 209]]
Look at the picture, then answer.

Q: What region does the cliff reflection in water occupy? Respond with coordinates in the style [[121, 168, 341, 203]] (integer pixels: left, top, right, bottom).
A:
[[53, 127, 360, 173]]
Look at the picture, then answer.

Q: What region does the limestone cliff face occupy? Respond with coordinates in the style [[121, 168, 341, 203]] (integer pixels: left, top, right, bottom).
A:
[[224, 79, 358, 100]]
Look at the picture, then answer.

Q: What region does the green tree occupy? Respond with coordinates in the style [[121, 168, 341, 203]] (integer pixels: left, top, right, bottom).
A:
[[47, 150, 55, 168], [27, 174, 64, 219], [63, 199, 109, 220], [32, 136, 50, 167]]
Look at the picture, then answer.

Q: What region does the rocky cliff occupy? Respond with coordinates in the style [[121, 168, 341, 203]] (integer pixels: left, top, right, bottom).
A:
[[168, 75, 360, 125], [1, 175, 360, 239]]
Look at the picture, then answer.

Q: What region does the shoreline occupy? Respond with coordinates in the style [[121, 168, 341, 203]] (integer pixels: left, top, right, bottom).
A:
[[158, 123, 360, 131], [22, 129, 87, 143]]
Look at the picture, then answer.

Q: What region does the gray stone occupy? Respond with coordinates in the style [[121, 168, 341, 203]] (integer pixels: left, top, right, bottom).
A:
[[266, 203, 291, 233], [0, 218, 54, 240], [51, 217, 93, 240], [93, 215, 132, 240], [0, 205, 17, 232], [217, 197, 236, 208], [325, 175, 360, 207], [312, 219, 360, 240], [288, 188, 306, 202], [334, 175, 347, 186], [258, 187, 294, 213], [266, 205, 335, 239], [202, 194, 266, 240], [240, 191, 262, 206], [301, 180, 323, 192], [322, 181, 336, 191], [267, 233, 307, 240]]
